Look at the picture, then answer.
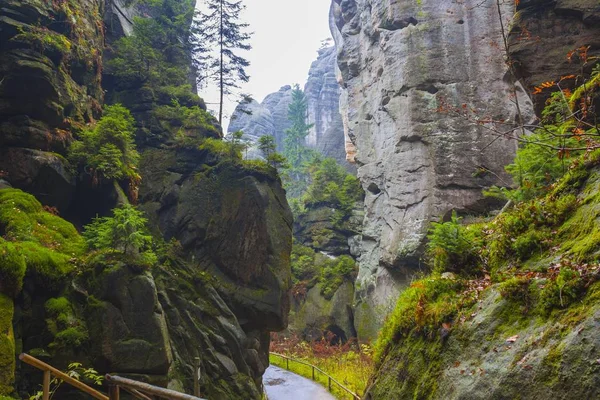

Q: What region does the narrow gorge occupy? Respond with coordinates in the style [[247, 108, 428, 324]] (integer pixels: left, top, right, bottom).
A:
[[1, 0, 600, 399]]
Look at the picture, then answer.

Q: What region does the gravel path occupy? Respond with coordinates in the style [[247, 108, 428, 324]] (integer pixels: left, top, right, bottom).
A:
[[263, 365, 336, 400]]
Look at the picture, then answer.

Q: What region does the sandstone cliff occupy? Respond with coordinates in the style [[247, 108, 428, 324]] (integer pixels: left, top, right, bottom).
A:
[[228, 46, 351, 169], [330, 0, 532, 338], [0, 1, 291, 398]]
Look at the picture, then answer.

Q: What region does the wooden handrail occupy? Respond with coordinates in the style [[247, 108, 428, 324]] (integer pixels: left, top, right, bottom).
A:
[[105, 375, 205, 400], [270, 352, 361, 400], [19, 353, 109, 400]]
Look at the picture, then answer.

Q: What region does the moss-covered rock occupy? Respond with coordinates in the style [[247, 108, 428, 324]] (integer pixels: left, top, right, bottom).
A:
[[0, 189, 84, 292], [0, 294, 15, 396], [365, 163, 600, 399]]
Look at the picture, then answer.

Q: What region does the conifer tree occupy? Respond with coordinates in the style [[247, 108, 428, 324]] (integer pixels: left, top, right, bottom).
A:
[[283, 85, 314, 171], [193, 0, 252, 125]]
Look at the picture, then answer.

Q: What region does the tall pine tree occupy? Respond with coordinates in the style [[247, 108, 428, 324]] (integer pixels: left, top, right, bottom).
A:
[[283, 85, 314, 172], [192, 0, 252, 125]]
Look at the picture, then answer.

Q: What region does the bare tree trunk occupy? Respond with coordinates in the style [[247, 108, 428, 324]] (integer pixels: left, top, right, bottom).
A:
[[219, 0, 224, 126]]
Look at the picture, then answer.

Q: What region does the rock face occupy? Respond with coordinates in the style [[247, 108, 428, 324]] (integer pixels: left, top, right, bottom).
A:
[[294, 203, 363, 257], [0, 0, 104, 212], [330, 0, 531, 338], [229, 47, 351, 169], [289, 281, 356, 343], [509, 0, 600, 113], [228, 86, 293, 154], [305, 47, 354, 169]]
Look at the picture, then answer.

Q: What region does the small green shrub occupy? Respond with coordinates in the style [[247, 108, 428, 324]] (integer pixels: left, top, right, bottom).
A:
[[69, 104, 140, 183], [537, 267, 583, 312], [426, 211, 482, 275], [198, 138, 242, 160], [83, 205, 157, 267], [319, 256, 357, 299]]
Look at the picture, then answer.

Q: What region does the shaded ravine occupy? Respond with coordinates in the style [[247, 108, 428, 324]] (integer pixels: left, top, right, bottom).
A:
[[263, 366, 336, 400]]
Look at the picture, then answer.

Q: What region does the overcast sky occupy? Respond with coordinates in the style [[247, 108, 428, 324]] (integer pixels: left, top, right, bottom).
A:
[[198, 0, 333, 131]]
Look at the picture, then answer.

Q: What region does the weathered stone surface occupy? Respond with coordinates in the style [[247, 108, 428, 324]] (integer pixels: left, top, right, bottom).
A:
[[0, 148, 74, 211], [138, 147, 292, 396], [305, 46, 354, 170], [289, 281, 356, 343], [366, 289, 600, 399], [0, 0, 104, 211], [331, 0, 531, 338], [294, 203, 363, 257], [509, 0, 600, 113], [86, 267, 172, 374]]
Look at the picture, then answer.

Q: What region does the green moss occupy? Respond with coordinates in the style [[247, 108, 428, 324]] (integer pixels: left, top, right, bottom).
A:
[[0, 240, 26, 297], [539, 342, 565, 386], [0, 189, 84, 256], [0, 294, 14, 396], [370, 335, 443, 400], [375, 277, 464, 362], [0, 189, 85, 292], [44, 297, 88, 350]]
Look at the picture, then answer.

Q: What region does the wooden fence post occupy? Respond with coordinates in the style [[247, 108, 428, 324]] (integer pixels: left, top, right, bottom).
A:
[[286, 358, 289, 370], [328, 376, 331, 391], [108, 385, 119, 400], [42, 370, 51, 400], [312, 366, 315, 381]]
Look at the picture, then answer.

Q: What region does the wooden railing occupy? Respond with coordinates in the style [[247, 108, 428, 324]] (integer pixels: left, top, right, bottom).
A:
[[19, 353, 205, 400], [269, 352, 361, 400]]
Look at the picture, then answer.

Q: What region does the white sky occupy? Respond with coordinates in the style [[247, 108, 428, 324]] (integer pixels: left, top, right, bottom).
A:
[[198, 0, 333, 131]]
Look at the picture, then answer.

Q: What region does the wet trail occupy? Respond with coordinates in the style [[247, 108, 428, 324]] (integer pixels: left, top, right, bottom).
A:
[[263, 365, 336, 400]]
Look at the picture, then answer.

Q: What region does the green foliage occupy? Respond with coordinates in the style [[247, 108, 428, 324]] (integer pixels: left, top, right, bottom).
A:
[[290, 244, 319, 282], [258, 135, 288, 169], [109, 0, 196, 88], [199, 138, 242, 160], [426, 211, 482, 275], [283, 86, 315, 171], [29, 361, 102, 400], [14, 26, 72, 54], [485, 64, 599, 202], [192, 0, 252, 123], [319, 256, 357, 299], [154, 100, 220, 145], [290, 244, 357, 298], [375, 277, 464, 362], [69, 104, 140, 182], [83, 205, 155, 263]]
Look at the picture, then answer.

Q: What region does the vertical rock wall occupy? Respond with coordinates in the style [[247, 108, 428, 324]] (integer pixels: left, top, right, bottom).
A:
[[305, 46, 354, 169], [331, 0, 531, 338]]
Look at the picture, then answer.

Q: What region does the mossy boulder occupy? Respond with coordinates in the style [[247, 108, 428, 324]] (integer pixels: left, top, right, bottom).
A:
[[139, 150, 292, 332]]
